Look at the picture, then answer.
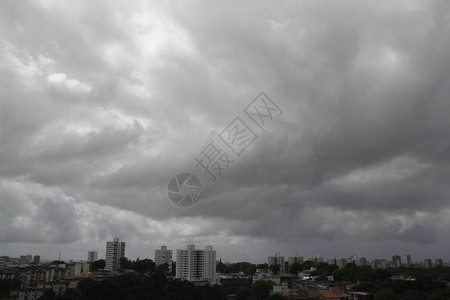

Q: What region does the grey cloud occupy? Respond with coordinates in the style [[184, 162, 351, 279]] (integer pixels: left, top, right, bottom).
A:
[[1, 0, 450, 262]]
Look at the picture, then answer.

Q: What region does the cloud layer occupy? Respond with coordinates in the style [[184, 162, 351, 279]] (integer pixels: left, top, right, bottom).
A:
[[1, 0, 450, 262]]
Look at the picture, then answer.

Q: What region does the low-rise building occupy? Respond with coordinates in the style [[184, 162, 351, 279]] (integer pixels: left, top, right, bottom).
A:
[[317, 290, 352, 300]]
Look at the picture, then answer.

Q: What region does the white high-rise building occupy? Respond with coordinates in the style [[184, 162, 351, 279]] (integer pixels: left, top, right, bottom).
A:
[[288, 252, 304, 265], [155, 246, 173, 271], [268, 252, 285, 274], [87, 250, 98, 263], [176, 245, 218, 285], [105, 238, 125, 271]]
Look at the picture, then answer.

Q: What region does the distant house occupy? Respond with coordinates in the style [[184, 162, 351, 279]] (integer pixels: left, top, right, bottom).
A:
[[270, 282, 291, 297], [350, 291, 372, 300], [317, 290, 352, 300]]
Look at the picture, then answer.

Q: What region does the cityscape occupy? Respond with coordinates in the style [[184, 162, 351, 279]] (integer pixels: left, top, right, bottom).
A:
[[2, 0, 450, 299], [1, 238, 450, 299]]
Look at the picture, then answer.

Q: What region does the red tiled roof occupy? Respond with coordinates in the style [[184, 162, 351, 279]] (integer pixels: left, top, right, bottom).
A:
[[318, 291, 352, 298]]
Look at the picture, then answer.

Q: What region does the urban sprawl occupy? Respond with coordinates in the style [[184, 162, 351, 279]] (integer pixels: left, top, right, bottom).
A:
[[0, 238, 449, 300]]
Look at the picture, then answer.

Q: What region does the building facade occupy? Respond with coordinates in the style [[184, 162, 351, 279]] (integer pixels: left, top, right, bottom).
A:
[[176, 245, 217, 285], [392, 255, 402, 268], [406, 254, 412, 266], [105, 238, 125, 271], [155, 246, 173, 271], [288, 252, 304, 265], [87, 250, 98, 263], [268, 252, 285, 274], [33, 255, 40, 265], [423, 259, 433, 268]]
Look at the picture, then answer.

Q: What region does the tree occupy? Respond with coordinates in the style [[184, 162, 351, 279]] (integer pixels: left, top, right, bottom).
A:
[[253, 280, 274, 300], [39, 289, 56, 300], [217, 261, 227, 273], [257, 263, 269, 270], [91, 259, 106, 271], [375, 289, 400, 300], [130, 258, 155, 274], [171, 262, 176, 276], [270, 294, 288, 300], [236, 287, 252, 300], [119, 257, 131, 271], [155, 263, 169, 274], [269, 265, 280, 275], [288, 262, 302, 274], [0, 279, 21, 296]]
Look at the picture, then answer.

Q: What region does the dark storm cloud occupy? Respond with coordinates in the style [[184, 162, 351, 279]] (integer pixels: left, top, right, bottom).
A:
[[0, 0, 450, 261]]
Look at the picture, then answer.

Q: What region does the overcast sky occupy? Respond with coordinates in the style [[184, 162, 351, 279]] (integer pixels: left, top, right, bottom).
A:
[[1, 0, 450, 264]]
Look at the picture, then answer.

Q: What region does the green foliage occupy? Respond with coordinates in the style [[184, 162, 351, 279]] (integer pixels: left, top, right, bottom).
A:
[[119, 257, 131, 271], [256, 263, 268, 270], [269, 265, 280, 275], [92, 259, 106, 271], [48, 274, 230, 300], [352, 266, 450, 299], [235, 287, 252, 300], [288, 262, 302, 274], [374, 289, 399, 300], [216, 261, 227, 273], [155, 263, 169, 274], [130, 259, 156, 274], [253, 280, 274, 300], [0, 279, 21, 296], [39, 289, 56, 300], [216, 262, 257, 276], [299, 260, 315, 270], [269, 294, 287, 300], [117, 257, 157, 274]]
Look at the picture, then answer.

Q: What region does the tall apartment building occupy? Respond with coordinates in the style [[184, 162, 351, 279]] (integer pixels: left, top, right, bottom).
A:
[[288, 252, 304, 265], [435, 259, 443, 267], [347, 255, 359, 265], [268, 252, 285, 274], [176, 245, 217, 285], [155, 246, 173, 271], [87, 250, 98, 263], [33, 255, 40, 265], [423, 259, 432, 268], [328, 256, 347, 268], [20, 255, 32, 264], [105, 238, 125, 271], [308, 255, 323, 263], [406, 254, 412, 266], [392, 255, 401, 268]]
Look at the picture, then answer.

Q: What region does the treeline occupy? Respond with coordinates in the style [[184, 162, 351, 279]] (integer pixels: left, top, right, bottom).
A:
[[216, 260, 338, 276], [91, 257, 173, 275], [0, 278, 21, 297], [37, 274, 225, 300], [345, 264, 450, 300], [35, 274, 286, 300]]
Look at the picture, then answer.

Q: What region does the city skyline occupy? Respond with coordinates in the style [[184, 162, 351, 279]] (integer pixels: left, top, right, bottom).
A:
[[1, 1, 450, 266], [1, 242, 447, 266]]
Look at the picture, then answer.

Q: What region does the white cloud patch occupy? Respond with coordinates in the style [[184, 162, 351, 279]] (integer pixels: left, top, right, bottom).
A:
[[47, 72, 92, 94]]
